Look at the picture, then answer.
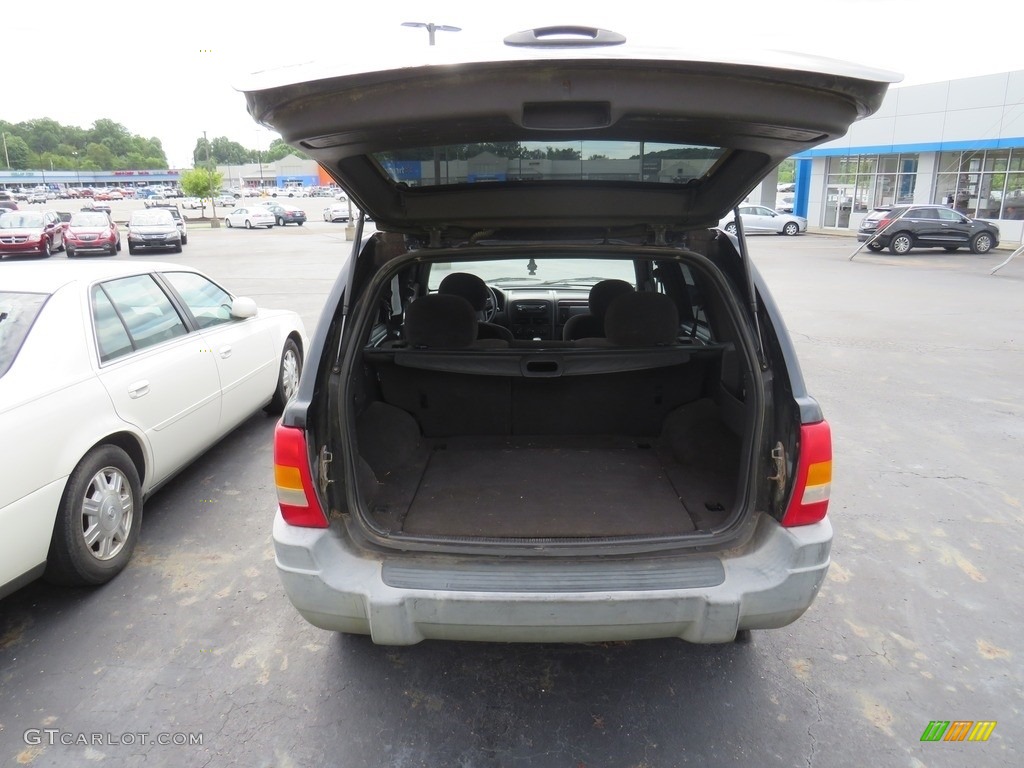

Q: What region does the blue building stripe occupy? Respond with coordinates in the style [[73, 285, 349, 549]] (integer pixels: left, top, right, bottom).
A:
[[797, 137, 1024, 158]]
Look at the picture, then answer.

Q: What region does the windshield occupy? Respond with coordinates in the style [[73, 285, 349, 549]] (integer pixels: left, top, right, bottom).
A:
[[376, 141, 724, 187], [0, 292, 48, 378], [428, 257, 637, 291], [130, 212, 173, 226], [71, 212, 110, 227], [1, 212, 44, 228]]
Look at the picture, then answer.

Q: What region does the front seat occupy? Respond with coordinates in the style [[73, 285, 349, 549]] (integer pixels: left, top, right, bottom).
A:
[[437, 273, 514, 343], [562, 279, 634, 341]]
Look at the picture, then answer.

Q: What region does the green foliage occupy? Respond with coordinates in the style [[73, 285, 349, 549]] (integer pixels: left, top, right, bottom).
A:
[[0, 118, 169, 170], [191, 135, 305, 166], [261, 138, 308, 163], [180, 167, 223, 200], [2, 134, 32, 169], [777, 159, 795, 184]]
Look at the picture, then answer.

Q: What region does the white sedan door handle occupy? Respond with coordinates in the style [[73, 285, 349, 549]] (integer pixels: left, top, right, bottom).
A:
[[218, 345, 232, 359], [127, 381, 150, 399]]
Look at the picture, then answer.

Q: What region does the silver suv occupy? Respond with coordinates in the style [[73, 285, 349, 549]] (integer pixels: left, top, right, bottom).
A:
[[146, 204, 188, 245], [244, 27, 897, 646]]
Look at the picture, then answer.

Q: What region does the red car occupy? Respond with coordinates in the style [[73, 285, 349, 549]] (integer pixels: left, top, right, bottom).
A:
[[0, 210, 65, 258], [63, 210, 121, 257]]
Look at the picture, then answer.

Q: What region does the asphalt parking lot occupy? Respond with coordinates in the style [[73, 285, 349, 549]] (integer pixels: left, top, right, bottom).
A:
[[1, 225, 1021, 767]]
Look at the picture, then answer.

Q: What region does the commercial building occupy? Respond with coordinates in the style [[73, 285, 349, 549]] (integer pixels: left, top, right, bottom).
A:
[[0, 154, 327, 194], [789, 69, 1024, 245]]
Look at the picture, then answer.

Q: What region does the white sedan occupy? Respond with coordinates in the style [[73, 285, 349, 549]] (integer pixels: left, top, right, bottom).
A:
[[224, 206, 275, 229], [719, 204, 807, 236], [323, 201, 351, 222], [0, 261, 307, 597]]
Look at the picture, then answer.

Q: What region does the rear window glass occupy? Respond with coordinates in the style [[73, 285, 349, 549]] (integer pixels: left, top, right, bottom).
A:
[[0, 292, 49, 378], [375, 141, 725, 187], [427, 257, 636, 291]]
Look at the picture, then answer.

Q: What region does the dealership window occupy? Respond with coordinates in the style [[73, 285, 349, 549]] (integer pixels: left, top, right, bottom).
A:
[[824, 154, 917, 228], [934, 149, 1024, 219]]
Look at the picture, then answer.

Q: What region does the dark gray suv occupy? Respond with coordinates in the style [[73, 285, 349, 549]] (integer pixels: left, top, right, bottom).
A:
[[857, 204, 999, 254], [243, 27, 898, 646]]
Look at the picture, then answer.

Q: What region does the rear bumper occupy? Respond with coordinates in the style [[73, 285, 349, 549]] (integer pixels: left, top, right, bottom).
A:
[[273, 512, 832, 645]]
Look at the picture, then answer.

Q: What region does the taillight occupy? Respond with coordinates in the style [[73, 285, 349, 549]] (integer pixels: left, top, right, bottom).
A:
[[781, 420, 832, 527], [877, 217, 892, 230], [274, 423, 329, 528]]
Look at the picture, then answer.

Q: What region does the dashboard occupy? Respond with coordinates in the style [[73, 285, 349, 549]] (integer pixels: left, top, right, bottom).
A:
[[494, 287, 592, 341]]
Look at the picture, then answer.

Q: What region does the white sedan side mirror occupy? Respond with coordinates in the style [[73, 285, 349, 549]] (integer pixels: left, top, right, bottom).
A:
[[231, 297, 258, 319]]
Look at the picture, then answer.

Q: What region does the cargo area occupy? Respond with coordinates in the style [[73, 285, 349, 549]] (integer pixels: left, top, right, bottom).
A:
[[351, 347, 749, 540]]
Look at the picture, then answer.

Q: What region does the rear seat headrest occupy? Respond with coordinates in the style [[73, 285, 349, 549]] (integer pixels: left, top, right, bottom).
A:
[[438, 272, 490, 313], [404, 294, 478, 348], [603, 292, 680, 346], [589, 279, 634, 318]]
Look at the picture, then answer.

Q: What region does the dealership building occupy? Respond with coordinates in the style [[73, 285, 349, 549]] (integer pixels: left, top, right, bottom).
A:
[[783, 68, 1024, 245]]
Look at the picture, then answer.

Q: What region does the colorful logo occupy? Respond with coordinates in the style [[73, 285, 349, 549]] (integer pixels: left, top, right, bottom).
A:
[[920, 721, 997, 742]]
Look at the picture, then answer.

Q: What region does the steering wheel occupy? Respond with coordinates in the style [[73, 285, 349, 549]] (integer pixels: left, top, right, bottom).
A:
[[484, 285, 499, 322]]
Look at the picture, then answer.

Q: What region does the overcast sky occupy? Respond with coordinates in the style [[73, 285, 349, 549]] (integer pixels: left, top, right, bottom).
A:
[[6, 0, 1022, 168]]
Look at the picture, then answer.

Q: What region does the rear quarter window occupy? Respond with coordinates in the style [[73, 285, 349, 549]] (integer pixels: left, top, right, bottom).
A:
[[0, 292, 50, 378]]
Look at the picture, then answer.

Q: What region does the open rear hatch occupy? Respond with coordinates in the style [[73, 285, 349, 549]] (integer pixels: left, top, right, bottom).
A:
[[245, 29, 896, 551]]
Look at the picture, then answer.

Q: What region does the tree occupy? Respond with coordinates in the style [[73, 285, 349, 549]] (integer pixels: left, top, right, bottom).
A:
[[4, 134, 32, 169], [180, 168, 223, 217], [212, 136, 251, 165], [777, 159, 796, 184], [90, 119, 133, 158], [262, 138, 308, 163]]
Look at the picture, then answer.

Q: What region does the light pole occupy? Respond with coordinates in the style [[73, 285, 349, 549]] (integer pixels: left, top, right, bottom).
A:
[[403, 22, 461, 187], [204, 131, 220, 227], [2, 132, 9, 169], [402, 21, 461, 46], [72, 151, 81, 191]]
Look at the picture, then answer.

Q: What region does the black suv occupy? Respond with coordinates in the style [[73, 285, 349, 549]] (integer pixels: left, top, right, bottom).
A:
[[244, 28, 898, 646], [857, 204, 999, 254]]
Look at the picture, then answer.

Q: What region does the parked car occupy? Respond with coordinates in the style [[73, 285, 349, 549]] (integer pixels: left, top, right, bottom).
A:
[[856, 204, 1000, 254], [0, 201, 18, 213], [146, 203, 188, 244], [719, 204, 807, 236], [0, 209, 65, 257], [0, 260, 307, 598], [265, 202, 307, 226], [126, 209, 182, 254], [29, 189, 49, 204], [64, 211, 120, 257], [776, 194, 795, 213], [322, 202, 350, 222], [181, 197, 206, 210], [270, 187, 309, 198], [242, 27, 897, 645], [83, 199, 112, 216], [64, 210, 121, 256], [224, 206, 275, 229]]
